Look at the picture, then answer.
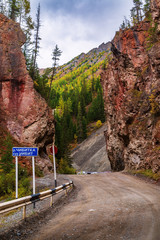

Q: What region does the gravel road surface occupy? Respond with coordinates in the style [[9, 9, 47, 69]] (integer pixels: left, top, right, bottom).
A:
[[0, 172, 160, 240], [3, 172, 159, 240]]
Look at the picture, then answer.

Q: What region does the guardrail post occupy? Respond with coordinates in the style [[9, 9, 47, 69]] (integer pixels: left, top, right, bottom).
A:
[[23, 205, 26, 220], [65, 189, 68, 196], [50, 195, 53, 207]]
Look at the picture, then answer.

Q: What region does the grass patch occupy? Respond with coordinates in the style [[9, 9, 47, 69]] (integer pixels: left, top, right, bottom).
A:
[[131, 169, 160, 181]]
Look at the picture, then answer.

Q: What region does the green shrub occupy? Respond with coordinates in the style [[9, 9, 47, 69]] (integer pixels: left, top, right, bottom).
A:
[[0, 135, 14, 173], [0, 170, 15, 197], [0, 167, 31, 199], [58, 158, 76, 174]]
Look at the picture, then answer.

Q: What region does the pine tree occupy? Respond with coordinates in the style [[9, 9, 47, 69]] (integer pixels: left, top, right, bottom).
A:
[[91, 71, 95, 92], [48, 44, 62, 104], [131, 0, 143, 24], [82, 116, 87, 140], [0, 0, 5, 14], [29, 3, 41, 80], [120, 20, 126, 30], [21, 0, 34, 69], [77, 102, 83, 143], [143, 0, 151, 18], [8, 0, 20, 21], [80, 92, 86, 117]]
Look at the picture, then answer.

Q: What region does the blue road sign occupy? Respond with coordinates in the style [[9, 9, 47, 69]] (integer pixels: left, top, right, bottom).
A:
[[12, 147, 38, 157]]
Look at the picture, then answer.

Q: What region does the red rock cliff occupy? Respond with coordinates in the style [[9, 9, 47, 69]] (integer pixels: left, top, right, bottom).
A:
[[101, 1, 160, 172], [0, 14, 54, 173]]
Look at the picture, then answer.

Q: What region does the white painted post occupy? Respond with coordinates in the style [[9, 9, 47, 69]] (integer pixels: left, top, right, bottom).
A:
[[15, 156, 18, 199], [32, 156, 35, 195], [53, 144, 57, 187]]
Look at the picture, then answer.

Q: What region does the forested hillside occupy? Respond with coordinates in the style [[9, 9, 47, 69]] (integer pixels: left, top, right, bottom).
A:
[[35, 42, 111, 172]]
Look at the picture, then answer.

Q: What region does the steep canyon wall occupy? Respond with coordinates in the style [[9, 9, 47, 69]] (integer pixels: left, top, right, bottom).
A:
[[101, 0, 160, 173], [0, 14, 54, 173]]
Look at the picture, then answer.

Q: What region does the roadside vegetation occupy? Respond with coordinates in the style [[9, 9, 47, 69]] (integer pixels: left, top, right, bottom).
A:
[[129, 169, 160, 182], [0, 135, 31, 200]]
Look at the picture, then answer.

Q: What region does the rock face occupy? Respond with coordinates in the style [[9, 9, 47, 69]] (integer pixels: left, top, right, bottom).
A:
[[71, 124, 111, 172], [101, 2, 160, 173], [151, 0, 160, 30], [0, 14, 54, 173]]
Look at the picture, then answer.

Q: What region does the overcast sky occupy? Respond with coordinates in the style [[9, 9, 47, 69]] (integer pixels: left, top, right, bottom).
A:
[[30, 0, 133, 68]]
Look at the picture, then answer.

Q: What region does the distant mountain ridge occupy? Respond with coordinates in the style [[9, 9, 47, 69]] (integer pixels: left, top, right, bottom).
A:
[[39, 42, 111, 76]]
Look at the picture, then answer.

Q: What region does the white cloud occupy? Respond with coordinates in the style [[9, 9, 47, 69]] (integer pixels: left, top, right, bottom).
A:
[[30, 0, 133, 68]]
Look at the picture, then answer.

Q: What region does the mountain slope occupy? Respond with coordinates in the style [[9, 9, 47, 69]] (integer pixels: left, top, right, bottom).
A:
[[36, 42, 112, 167], [71, 124, 111, 172], [38, 42, 111, 110]]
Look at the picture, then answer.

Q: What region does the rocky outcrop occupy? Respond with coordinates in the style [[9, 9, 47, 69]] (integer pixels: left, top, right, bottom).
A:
[[101, 2, 160, 173], [0, 14, 54, 173]]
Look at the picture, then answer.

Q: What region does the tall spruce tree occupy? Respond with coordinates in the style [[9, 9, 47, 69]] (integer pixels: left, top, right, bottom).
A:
[[82, 116, 87, 140], [20, 0, 34, 68], [29, 3, 41, 80], [143, 0, 151, 17], [9, 0, 20, 21], [131, 0, 143, 24], [77, 102, 83, 143], [48, 44, 62, 104]]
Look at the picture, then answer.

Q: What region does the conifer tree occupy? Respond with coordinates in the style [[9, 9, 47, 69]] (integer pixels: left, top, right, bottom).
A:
[[48, 44, 62, 104], [120, 16, 131, 30], [143, 0, 150, 18], [80, 92, 86, 117], [82, 116, 87, 140], [131, 0, 143, 24], [9, 0, 20, 21], [91, 71, 95, 92], [0, 0, 5, 14], [77, 102, 83, 143], [29, 3, 41, 80]]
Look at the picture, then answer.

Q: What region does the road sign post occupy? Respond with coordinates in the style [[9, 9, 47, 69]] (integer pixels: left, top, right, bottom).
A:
[[53, 144, 57, 187], [15, 156, 18, 199], [32, 156, 35, 195], [50, 145, 58, 187], [12, 147, 38, 199]]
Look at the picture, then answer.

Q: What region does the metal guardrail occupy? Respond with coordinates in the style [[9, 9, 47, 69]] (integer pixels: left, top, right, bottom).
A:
[[0, 181, 73, 219]]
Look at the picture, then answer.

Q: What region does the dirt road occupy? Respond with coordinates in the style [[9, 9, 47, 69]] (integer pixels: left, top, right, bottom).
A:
[[27, 172, 160, 240]]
